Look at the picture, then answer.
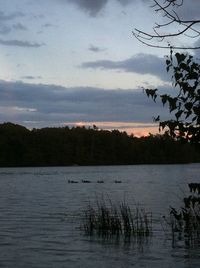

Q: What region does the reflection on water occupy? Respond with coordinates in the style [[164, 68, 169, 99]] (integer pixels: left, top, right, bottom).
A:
[[0, 164, 200, 267]]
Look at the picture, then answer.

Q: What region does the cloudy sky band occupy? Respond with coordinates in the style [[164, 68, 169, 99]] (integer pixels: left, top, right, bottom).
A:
[[0, 0, 198, 135]]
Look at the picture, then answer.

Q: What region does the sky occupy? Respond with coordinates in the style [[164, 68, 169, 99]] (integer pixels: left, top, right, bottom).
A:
[[0, 0, 199, 136]]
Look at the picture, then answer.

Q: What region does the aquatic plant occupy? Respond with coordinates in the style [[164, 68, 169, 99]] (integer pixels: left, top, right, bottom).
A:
[[82, 197, 152, 238], [169, 183, 200, 246]]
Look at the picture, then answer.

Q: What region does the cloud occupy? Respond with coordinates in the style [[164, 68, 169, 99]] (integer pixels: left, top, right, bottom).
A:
[[82, 53, 169, 82], [167, 1, 200, 21], [88, 44, 106, 53], [0, 39, 44, 48], [21, 76, 42, 80], [63, 0, 139, 16], [64, 121, 156, 130], [0, 25, 11, 35], [0, 11, 24, 21], [0, 11, 26, 36], [42, 23, 56, 28], [59, 0, 198, 19], [0, 80, 172, 130], [0, 23, 27, 35], [13, 106, 37, 112], [117, 0, 132, 5], [66, 0, 108, 16], [12, 23, 27, 31], [62, 121, 158, 135]]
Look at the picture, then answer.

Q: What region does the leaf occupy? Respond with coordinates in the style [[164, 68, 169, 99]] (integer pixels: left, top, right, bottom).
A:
[[185, 110, 192, 119], [159, 121, 166, 130], [192, 116, 197, 122], [145, 89, 158, 100], [175, 53, 186, 65], [169, 97, 177, 112], [187, 71, 198, 80], [153, 115, 160, 122], [185, 102, 193, 111], [175, 110, 183, 120], [180, 62, 189, 71], [175, 72, 183, 81], [193, 106, 200, 115], [160, 94, 168, 106], [187, 55, 193, 65]]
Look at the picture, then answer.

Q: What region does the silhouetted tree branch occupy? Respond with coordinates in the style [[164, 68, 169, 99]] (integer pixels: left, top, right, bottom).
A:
[[133, 0, 200, 49], [145, 51, 200, 143]]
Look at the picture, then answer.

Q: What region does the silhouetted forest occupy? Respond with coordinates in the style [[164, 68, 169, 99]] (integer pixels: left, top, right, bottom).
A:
[[0, 122, 199, 167]]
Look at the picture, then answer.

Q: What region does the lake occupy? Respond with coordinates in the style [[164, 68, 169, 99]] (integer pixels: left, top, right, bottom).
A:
[[0, 164, 200, 267]]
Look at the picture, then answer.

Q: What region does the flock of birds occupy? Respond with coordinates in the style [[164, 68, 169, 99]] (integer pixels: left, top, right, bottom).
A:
[[68, 179, 122, 184]]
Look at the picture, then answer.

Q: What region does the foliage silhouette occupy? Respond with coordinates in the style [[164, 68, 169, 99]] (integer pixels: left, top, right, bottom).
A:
[[0, 122, 199, 167], [144, 51, 200, 143], [170, 183, 200, 247]]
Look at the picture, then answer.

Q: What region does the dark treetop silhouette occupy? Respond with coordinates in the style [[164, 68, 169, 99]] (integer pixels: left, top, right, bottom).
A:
[[0, 122, 198, 167]]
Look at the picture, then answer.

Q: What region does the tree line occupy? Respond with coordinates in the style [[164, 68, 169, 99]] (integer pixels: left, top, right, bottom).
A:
[[0, 122, 199, 167]]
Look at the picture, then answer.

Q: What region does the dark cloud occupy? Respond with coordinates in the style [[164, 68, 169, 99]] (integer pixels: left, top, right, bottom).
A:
[[0, 80, 172, 129], [12, 23, 27, 31], [82, 54, 169, 82], [88, 44, 106, 53], [0, 23, 27, 35], [42, 23, 56, 28], [31, 14, 45, 20], [66, 0, 108, 16], [0, 25, 11, 35], [0, 11, 24, 21], [64, 0, 139, 16], [0, 39, 44, 48]]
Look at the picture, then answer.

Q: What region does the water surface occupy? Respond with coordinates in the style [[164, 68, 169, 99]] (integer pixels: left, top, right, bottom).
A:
[[0, 164, 200, 267]]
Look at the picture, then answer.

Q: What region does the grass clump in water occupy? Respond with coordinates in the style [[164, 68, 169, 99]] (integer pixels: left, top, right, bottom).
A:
[[82, 197, 152, 238]]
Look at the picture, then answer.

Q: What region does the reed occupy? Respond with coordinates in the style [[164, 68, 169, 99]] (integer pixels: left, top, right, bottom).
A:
[[82, 197, 152, 238], [169, 183, 200, 246]]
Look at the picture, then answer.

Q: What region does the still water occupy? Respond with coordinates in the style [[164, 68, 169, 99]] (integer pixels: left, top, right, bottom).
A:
[[0, 164, 200, 267]]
